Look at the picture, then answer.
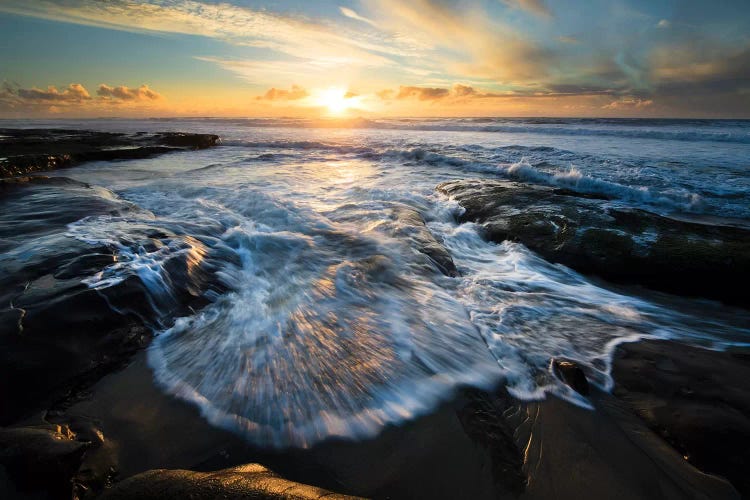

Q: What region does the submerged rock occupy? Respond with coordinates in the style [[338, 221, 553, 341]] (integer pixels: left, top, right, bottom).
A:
[[99, 464, 361, 500], [0, 128, 220, 178], [437, 179, 750, 306]]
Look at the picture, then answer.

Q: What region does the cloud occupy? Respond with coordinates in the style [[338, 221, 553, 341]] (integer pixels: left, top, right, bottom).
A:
[[339, 6, 378, 28], [395, 86, 450, 101], [256, 85, 309, 100], [0, 82, 164, 115], [16, 83, 91, 102], [500, 0, 552, 18], [602, 97, 653, 109], [366, 0, 557, 83], [376, 89, 395, 100], [382, 83, 509, 102], [97, 84, 161, 100], [0, 0, 403, 77]]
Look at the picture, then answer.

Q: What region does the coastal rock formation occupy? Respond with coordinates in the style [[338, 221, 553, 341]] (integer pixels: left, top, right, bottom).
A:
[[391, 206, 458, 277], [0, 176, 225, 424], [99, 464, 361, 500], [437, 179, 750, 306], [0, 129, 220, 178]]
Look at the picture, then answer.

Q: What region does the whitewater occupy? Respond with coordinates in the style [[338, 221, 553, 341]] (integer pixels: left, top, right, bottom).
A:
[[9, 117, 749, 447]]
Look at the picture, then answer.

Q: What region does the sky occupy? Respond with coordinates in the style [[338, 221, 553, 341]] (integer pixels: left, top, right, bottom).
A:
[[0, 0, 749, 118]]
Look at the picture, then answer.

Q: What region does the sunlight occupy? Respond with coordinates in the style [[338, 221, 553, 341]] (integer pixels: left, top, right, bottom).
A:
[[315, 87, 355, 115]]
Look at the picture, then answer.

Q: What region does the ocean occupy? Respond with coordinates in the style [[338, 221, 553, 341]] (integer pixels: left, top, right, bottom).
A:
[[3, 117, 749, 448]]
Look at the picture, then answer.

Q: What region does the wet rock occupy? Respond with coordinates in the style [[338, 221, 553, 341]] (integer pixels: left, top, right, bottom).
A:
[[551, 359, 590, 395], [0, 177, 224, 424], [457, 389, 526, 496], [157, 132, 220, 149], [0, 424, 88, 499], [437, 179, 750, 306], [391, 206, 458, 277], [99, 464, 361, 500], [612, 340, 750, 496], [0, 128, 220, 178]]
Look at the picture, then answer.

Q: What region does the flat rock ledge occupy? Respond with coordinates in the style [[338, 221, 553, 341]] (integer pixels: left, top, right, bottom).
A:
[[0, 129, 220, 178]]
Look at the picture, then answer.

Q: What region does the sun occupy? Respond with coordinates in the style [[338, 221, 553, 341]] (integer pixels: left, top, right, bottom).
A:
[[315, 87, 355, 115]]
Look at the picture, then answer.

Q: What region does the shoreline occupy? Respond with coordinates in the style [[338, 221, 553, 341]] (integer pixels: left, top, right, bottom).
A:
[[5, 338, 745, 499], [1, 127, 749, 499]]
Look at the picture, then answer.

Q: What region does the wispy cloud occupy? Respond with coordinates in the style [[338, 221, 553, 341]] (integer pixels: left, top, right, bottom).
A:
[[256, 85, 309, 100], [339, 6, 378, 28], [0, 0, 404, 70], [500, 0, 552, 18], [602, 97, 653, 109]]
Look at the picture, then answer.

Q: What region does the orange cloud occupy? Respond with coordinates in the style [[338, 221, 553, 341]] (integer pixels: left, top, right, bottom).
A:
[[16, 83, 91, 102], [381, 83, 508, 102], [256, 85, 309, 101], [97, 84, 161, 100]]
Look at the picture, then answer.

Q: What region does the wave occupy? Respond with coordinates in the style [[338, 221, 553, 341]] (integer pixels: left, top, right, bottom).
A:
[[164, 117, 750, 144], [499, 158, 704, 212]]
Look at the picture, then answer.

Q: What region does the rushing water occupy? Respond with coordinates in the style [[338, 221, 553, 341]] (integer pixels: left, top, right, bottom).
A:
[[8, 117, 750, 447]]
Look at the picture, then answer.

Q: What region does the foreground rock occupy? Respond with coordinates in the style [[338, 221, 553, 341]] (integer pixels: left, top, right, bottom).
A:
[[100, 464, 361, 500], [0, 424, 87, 499], [438, 179, 750, 306], [612, 340, 750, 497], [0, 176, 226, 425], [0, 129, 220, 178]]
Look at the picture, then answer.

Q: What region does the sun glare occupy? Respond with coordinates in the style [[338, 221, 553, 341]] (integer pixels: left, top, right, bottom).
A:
[[316, 87, 354, 115]]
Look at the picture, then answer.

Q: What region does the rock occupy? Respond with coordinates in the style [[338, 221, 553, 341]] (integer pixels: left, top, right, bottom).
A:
[[0, 129, 221, 178], [157, 132, 220, 149], [0, 176, 226, 424], [99, 464, 361, 500], [457, 389, 526, 496], [612, 340, 750, 496], [437, 179, 750, 306], [551, 359, 590, 395], [0, 425, 88, 499], [391, 206, 459, 277]]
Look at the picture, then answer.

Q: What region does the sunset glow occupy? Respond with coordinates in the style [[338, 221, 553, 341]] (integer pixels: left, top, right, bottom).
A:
[[0, 1, 748, 118], [314, 87, 359, 116]]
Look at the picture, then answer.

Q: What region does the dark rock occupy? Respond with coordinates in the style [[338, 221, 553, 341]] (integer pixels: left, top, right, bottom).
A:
[[612, 340, 750, 496], [437, 179, 750, 306], [0, 176, 225, 424], [457, 389, 526, 496], [391, 205, 459, 277], [99, 464, 361, 500], [551, 359, 590, 395], [0, 128, 221, 178], [0, 424, 88, 499], [157, 132, 220, 149]]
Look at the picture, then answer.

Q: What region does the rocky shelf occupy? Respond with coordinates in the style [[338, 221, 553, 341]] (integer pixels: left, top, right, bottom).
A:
[[0, 129, 220, 178]]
